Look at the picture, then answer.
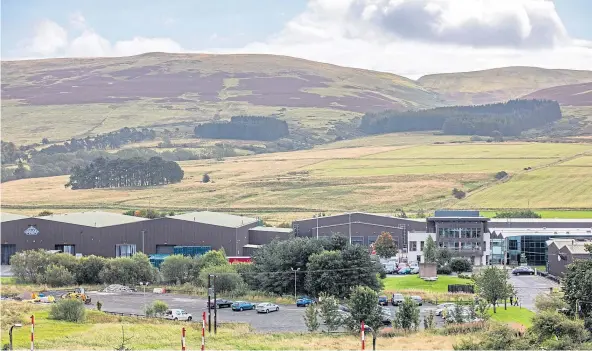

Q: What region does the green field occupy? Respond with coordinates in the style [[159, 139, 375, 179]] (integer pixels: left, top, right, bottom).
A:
[[382, 276, 470, 293], [479, 210, 592, 219], [488, 306, 535, 328]]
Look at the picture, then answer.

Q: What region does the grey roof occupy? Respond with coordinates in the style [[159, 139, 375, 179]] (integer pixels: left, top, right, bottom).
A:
[[169, 211, 257, 228], [547, 238, 592, 255], [250, 226, 293, 233], [1, 212, 29, 223], [491, 227, 592, 238], [296, 212, 425, 222], [38, 211, 149, 227]]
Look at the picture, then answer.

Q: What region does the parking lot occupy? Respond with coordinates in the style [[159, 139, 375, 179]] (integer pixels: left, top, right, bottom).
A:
[[509, 273, 559, 311], [91, 291, 444, 332]]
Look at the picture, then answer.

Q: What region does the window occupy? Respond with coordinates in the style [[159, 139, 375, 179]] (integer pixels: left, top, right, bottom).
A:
[[351, 236, 364, 246], [116, 244, 136, 257], [508, 240, 518, 251], [410, 241, 417, 251], [368, 236, 378, 246], [420, 241, 425, 251], [55, 245, 75, 255]]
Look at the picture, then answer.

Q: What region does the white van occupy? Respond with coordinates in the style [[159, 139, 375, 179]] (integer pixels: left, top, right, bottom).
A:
[[163, 309, 193, 321]]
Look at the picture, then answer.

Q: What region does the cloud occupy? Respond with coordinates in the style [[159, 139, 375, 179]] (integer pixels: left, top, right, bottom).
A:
[[19, 14, 185, 59], [23, 20, 68, 56], [225, 0, 592, 77]]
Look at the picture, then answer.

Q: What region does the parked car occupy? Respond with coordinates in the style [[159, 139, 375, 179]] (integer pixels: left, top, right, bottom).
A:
[[383, 262, 397, 274], [256, 302, 279, 313], [442, 306, 472, 320], [207, 299, 233, 309], [435, 303, 457, 316], [410, 295, 423, 306], [391, 293, 404, 306], [512, 266, 535, 275], [398, 267, 411, 275], [296, 296, 315, 307], [381, 307, 393, 325], [378, 296, 389, 306], [231, 301, 255, 311], [410, 266, 420, 274], [163, 309, 193, 321]]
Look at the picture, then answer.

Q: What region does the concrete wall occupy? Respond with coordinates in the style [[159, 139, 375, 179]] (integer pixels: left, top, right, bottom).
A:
[[407, 232, 435, 263], [419, 263, 437, 278]]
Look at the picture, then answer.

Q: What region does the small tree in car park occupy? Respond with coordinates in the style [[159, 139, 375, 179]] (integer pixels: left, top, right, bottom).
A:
[[374, 231, 397, 259], [303, 303, 320, 332], [394, 297, 420, 332], [347, 286, 384, 332], [474, 266, 510, 313], [423, 236, 437, 263], [475, 299, 490, 322], [317, 292, 342, 332], [423, 309, 435, 330]]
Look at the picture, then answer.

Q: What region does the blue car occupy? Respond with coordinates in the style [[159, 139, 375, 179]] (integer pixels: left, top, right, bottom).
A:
[[231, 301, 255, 311], [398, 267, 411, 275], [296, 296, 315, 307]]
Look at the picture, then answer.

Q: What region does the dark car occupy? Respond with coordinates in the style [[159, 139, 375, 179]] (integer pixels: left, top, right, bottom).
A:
[[207, 299, 233, 309], [378, 296, 389, 306], [512, 266, 535, 275]]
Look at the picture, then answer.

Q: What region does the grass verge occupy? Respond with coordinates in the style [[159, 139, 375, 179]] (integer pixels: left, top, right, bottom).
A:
[[487, 306, 535, 328], [382, 275, 471, 293]]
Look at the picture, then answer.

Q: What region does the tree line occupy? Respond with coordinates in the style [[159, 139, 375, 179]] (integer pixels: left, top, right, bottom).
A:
[[35, 127, 156, 155], [65, 156, 184, 190], [194, 115, 290, 141], [359, 99, 562, 137]]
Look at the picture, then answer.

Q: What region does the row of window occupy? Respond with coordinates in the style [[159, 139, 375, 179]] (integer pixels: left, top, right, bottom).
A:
[[438, 241, 483, 251], [437, 227, 482, 239], [38, 244, 137, 257], [409, 241, 425, 252]]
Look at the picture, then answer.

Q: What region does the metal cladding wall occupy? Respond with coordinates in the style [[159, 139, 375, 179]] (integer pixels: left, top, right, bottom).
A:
[[1, 217, 149, 257], [248, 228, 293, 245], [292, 213, 425, 246], [489, 219, 592, 229], [547, 244, 590, 277], [1, 216, 258, 258]]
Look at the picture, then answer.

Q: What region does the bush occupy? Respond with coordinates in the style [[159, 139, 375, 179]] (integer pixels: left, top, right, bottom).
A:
[[50, 299, 86, 322], [160, 255, 194, 284], [199, 265, 243, 292], [77, 255, 107, 284], [99, 253, 156, 285], [42, 264, 76, 287], [146, 300, 169, 317], [437, 266, 452, 275], [10, 249, 52, 283], [452, 188, 466, 199], [96, 301, 102, 311], [534, 294, 568, 312], [232, 262, 258, 290], [303, 304, 320, 332], [449, 258, 472, 273], [202, 173, 210, 183]]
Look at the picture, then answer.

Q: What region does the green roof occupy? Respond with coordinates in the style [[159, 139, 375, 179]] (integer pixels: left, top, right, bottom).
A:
[[170, 211, 257, 228], [39, 211, 149, 227], [1, 212, 29, 223]]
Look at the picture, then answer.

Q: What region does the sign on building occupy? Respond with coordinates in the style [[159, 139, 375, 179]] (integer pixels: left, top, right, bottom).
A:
[[24, 226, 40, 236]]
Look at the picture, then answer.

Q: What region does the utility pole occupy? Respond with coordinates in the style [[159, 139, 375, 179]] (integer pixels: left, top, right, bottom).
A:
[[213, 275, 217, 334], [316, 216, 319, 239], [207, 275, 212, 333], [349, 212, 352, 244], [291, 267, 300, 300]]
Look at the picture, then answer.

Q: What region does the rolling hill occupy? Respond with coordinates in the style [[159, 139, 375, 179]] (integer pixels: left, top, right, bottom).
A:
[[1, 53, 442, 144], [418, 66, 592, 105], [523, 82, 592, 106]]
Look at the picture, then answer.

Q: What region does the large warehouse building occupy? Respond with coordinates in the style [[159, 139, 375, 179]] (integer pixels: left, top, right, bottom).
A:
[[1, 211, 292, 264]]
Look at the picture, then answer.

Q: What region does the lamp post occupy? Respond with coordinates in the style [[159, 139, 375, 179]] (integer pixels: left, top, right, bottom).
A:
[[9, 323, 22, 350], [140, 282, 149, 314], [291, 267, 300, 301]]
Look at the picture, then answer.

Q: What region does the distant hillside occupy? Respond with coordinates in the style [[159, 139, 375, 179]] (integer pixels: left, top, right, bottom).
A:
[[522, 82, 592, 106], [418, 66, 592, 105], [1, 53, 442, 144]]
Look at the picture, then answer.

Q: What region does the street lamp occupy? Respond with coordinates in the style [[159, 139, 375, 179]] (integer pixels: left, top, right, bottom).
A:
[[9, 323, 22, 350], [291, 267, 300, 301], [139, 282, 150, 314]]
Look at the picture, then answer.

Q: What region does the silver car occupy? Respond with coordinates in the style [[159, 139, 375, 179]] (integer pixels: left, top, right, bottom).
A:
[[410, 295, 423, 306], [256, 302, 279, 313], [435, 303, 456, 316]]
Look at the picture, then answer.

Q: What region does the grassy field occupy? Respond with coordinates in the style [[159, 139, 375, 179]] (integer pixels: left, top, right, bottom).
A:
[[2, 138, 591, 223], [382, 276, 470, 293], [480, 210, 592, 219], [488, 306, 535, 328], [0, 303, 461, 350]]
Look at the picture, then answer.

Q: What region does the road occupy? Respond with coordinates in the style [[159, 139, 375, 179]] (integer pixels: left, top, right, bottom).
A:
[[91, 291, 443, 332], [509, 273, 559, 311]]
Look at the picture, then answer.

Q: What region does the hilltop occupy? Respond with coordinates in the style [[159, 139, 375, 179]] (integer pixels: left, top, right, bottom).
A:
[[418, 66, 592, 105], [1, 53, 441, 144]]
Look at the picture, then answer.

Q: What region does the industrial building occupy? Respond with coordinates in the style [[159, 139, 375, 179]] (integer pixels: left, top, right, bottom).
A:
[[0, 211, 293, 264], [546, 238, 592, 277], [291, 212, 425, 249]]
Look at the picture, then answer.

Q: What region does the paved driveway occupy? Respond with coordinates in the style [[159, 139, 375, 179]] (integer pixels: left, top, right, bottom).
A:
[[91, 291, 443, 332], [509, 274, 559, 311]]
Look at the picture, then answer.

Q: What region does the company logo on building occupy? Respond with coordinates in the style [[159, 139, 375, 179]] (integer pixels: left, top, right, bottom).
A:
[[24, 226, 39, 235]]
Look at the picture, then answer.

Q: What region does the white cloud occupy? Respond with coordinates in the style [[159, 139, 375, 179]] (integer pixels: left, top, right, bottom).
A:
[[223, 0, 592, 77], [24, 20, 68, 56], [19, 14, 184, 59]]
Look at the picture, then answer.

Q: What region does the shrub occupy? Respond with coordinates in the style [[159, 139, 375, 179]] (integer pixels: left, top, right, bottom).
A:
[[494, 171, 508, 180], [449, 258, 472, 273], [145, 300, 168, 317], [96, 301, 102, 311], [303, 304, 320, 332], [160, 255, 194, 285], [534, 294, 568, 312], [232, 262, 258, 290], [202, 173, 210, 183], [77, 255, 107, 285], [452, 188, 466, 199], [50, 299, 86, 322], [437, 266, 452, 275], [442, 321, 486, 335], [37, 210, 54, 216], [10, 249, 52, 283], [42, 264, 76, 287], [99, 253, 155, 285], [199, 265, 243, 292]]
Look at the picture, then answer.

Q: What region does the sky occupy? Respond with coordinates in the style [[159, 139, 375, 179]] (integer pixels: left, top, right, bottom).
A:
[[1, 0, 591, 78]]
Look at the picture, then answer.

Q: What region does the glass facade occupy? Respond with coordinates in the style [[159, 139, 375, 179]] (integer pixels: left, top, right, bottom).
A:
[[437, 227, 482, 238]]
